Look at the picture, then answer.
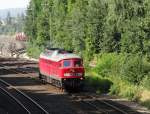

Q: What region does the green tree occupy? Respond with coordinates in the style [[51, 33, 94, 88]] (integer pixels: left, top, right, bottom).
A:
[[6, 12, 12, 25], [36, 0, 52, 46], [24, 0, 150, 59], [86, 0, 108, 54]]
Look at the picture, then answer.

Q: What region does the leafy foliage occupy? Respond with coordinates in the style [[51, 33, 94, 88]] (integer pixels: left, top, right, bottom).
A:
[[94, 53, 150, 84]]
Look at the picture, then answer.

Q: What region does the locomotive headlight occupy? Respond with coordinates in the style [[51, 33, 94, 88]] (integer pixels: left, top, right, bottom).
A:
[[76, 73, 82, 76], [64, 73, 83, 76], [80, 77, 84, 80], [64, 73, 72, 76]]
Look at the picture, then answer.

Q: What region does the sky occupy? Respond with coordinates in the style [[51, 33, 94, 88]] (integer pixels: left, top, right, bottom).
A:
[[0, 0, 30, 9]]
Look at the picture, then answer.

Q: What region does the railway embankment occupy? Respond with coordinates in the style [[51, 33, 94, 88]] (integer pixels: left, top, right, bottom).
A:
[[85, 53, 150, 112]]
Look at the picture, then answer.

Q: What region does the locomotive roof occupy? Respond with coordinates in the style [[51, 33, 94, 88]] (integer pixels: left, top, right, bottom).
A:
[[40, 50, 81, 62], [46, 48, 73, 53]]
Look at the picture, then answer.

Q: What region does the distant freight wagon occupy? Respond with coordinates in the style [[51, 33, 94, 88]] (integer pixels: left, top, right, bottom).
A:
[[39, 48, 85, 89], [15, 32, 27, 41]]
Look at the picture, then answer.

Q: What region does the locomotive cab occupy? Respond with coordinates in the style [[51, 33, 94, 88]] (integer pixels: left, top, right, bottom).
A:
[[61, 59, 84, 78], [59, 59, 84, 88]]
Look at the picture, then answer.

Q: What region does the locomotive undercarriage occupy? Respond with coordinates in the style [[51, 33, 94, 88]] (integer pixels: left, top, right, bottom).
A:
[[62, 78, 83, 89], [39, 72, 83, 90], [39, 72, 63, 88]]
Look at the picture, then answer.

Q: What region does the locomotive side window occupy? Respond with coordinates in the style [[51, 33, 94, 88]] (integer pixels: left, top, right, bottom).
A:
[[63, 61, 71, 67], [74, 60, 82, 67]]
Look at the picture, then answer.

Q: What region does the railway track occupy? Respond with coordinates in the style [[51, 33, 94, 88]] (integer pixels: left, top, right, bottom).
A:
[[0, 58, 38, 76], [0, 78, 49, 114], [69, 93, 141, 114], [0, 86, 30, 114], [0, 58, 49, 114]]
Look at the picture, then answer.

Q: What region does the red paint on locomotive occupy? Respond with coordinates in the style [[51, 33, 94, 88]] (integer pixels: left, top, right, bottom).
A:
[[39, 48, 85, 88]]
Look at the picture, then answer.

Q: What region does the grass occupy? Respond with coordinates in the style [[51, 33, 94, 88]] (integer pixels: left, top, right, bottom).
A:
[[141, 100, 150, 109], [86, 71, 150, 109], [85, 68, 112, 93], [85, 75, 113, 93], [140, 90, 150, 109]]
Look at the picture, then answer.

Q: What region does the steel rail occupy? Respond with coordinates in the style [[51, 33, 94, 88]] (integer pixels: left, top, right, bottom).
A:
[[98, 100, 128, 114], [81, 100, 107, 114], [71, 93, 129, 114], [0, 59, 49, 113], [0, 78, 49, 114], [70, 94, 108, 114], [86, 94, 128, 114], [0, 61, 37, 81], [0, 86, 31, 114]]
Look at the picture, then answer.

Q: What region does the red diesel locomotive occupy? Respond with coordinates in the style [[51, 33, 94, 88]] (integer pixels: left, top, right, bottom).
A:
[[39, 48, 85, 89]]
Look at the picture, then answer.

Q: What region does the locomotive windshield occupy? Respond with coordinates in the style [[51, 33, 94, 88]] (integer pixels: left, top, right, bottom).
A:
[[74, 60, 82, 67], [63, 60, 71, 67], [63, 60, 82, 67]]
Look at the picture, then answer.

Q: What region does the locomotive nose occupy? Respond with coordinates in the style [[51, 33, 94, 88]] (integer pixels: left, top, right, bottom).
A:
[[63, 67, 84, 77], [70, 69, 75, 73]]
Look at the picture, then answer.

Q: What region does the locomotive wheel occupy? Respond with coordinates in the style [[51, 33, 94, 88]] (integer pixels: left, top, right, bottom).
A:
[[38, 72, 46, 84], [42, 79, 47, 85]]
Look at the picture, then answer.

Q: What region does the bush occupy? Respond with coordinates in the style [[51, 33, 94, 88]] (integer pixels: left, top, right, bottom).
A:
[[94, 53, 148, 84], [109, 76, 140, 101], [120, 85, 139, 101], [27, 42, 43, 58], [140, 90, 150, 109], [92, 53, 145, 100], [85, 76, 113, 93], [141, 76, 150, 90], [94, 53, 121, 77], [120, 54, 144, 84], [141, 100, 150, 109], [109, 83, 120, 95]]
